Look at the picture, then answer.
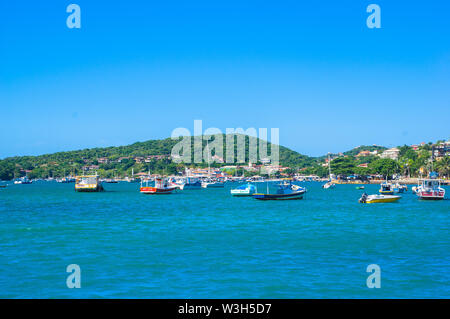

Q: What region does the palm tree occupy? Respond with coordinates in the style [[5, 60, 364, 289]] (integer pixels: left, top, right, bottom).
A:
[[435, 157, 450, 178]]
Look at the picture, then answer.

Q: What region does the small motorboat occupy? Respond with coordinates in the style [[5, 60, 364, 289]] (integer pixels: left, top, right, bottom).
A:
[[202, 179, 225, 188], [393, 183, 407, 193], [253, 182, 306, 200], [355, 186, 365, 190], [322, 181, 335, 189], [140, 177, 177, 194], [359, 193, 401, 203], [231, 183, 257, 196], [14, 176, 32, 185], [415, 179, 445, 200], [379, 182, 394, 195]]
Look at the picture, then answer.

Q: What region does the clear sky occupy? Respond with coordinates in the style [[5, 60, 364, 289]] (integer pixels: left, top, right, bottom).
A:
[[1, 0, 449, 158]]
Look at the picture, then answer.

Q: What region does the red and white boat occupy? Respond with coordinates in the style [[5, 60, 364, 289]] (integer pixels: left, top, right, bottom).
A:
[[415, 179, 445, 200], [140, 177, 177, 194]]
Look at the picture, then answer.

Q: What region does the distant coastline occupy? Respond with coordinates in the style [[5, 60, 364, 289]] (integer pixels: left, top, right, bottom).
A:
[[0, 135, 448, 181]]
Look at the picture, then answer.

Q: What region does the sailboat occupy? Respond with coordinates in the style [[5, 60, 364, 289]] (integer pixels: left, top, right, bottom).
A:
[[126, 168, 139, 183], [201, 141, 225, 188], [322, 153, 335, 189]]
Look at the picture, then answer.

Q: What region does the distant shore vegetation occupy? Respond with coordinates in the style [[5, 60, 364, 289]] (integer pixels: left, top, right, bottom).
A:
[[0, 135, 448, 180]]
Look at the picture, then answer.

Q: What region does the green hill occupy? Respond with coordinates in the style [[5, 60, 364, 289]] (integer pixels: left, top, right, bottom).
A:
[[0, 134, 316, 180]]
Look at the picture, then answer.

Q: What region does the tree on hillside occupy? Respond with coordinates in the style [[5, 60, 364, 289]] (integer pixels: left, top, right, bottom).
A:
[[369, 158, 400, 178], [330, 157, 356, 176]]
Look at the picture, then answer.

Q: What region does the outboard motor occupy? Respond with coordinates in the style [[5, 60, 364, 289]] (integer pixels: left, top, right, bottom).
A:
[[359, 192, 368, 203]]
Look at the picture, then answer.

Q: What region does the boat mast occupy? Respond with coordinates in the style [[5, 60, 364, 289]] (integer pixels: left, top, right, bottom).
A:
[[328, 153, 332, 179], [206, 140, 211, 178]]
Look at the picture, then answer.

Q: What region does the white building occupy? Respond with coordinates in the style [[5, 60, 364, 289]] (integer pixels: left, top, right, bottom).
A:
[[379, 148, 400, 160]]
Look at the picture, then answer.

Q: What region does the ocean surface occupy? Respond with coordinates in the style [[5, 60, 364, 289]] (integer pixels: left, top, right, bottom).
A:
[[0, 181, 449, 298]]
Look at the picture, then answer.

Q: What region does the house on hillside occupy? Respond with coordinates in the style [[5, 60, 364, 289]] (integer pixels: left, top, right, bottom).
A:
[[379, 148, 400, 160]]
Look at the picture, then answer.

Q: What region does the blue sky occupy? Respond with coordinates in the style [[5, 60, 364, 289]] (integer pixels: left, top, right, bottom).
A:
[[0, 0, 449, 158]]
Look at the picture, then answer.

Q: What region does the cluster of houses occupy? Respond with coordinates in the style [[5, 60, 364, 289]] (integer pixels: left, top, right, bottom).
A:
[[319, 141, 450, 170], [80, 140, 449, 175], [82, 154, 171, 171]]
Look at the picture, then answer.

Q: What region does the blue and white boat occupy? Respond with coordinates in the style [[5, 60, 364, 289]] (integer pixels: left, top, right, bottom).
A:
[[180, 177, 202, 190], [14, 176, 32, 184], [253, 181, 306, 200], [393, 183, 407, 193], [231, 183, 257, 196]]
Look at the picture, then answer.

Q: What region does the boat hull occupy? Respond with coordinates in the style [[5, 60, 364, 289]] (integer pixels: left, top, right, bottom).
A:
[[253, 190, 305, 200], [231, 190, 254, 196], [140, 186, 176, 194], [75, 185, 104, 192], [202, 183, 225, 188], [366, 197, 400, 203], [360, 194, 401, 203], [417, 191, 445, 200]]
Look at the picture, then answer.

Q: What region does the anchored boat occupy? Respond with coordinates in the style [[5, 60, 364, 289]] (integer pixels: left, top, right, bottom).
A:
[[393, 183, 407, 193], [322, 153, 335, 189], [379, 182, 394, 195], [253, 181, 306, 200], [415, 179, 445, 200], [14, 176, 32, 184], [140, 177, 177, 194], [359, 193, 401, 203], [180, 177, 202, 190], [202, 179, 225, 188], [231, 183, 257, 196], [75, 175, 104, 192]]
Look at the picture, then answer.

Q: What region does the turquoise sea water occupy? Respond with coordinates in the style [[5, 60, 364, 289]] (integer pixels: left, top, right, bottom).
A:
[[0, 181, 449, 298]]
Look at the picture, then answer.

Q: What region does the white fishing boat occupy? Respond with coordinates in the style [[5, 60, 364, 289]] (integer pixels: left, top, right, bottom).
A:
[[415, 179, 445, 200], [231, 183, 257, 196]]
